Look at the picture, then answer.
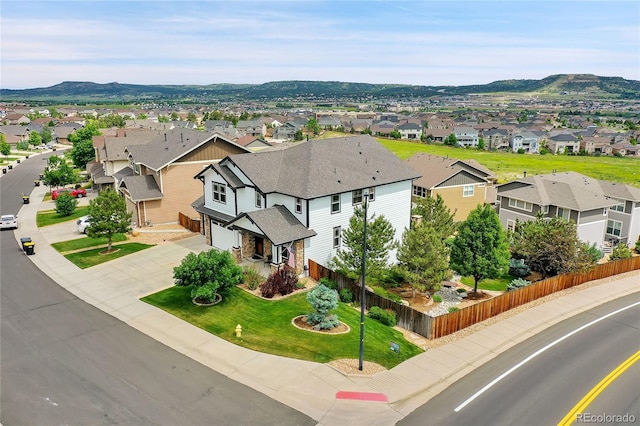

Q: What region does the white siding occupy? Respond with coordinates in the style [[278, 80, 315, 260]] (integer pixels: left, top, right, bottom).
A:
[[305, 181, 413, 268], [627, 205, 640, 246], [202, 169, 237, 217], [266, 193, 306, 223], [577, 220, 607, 249]]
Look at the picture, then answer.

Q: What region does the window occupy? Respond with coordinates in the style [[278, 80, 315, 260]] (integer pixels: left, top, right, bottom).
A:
[[413, 186, 426, 198], [557, 207, 570, 220], [295, 197, 302, 214], [331, 194, 340, 213], [333, 226, 341, 248], [255, 191, 262, 208], [611, 199, 625, 212], [606, 220, 622, 237], [352, 189, 363, 205], [367, 187, 375, 202], [463, 184, 474, 197], [506, 219, 516, 231], [508, 198, 533, 211], [540, 205, 549, 214], [212, 182, 226, 204]]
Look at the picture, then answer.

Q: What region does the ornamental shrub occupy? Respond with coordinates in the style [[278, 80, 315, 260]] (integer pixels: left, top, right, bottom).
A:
[[609, 243, 633, 261], [508, 258, 531, 278], [432, 294, 443, 303], [507, 278, 531, 292], [242, 266, 264, 290], [368, 306, 397, 327], [319, 277, 338, 290], [54, 192, 77, 216], [448, 306, 460, 313], [259, 267, 299, 298], [339, 288, 353, 303], [306, 284, 340, 330], [635, 239, 640, 254]]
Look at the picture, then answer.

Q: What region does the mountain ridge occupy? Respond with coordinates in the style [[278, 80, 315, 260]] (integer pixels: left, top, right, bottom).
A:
[[1, 74, 638, 103]]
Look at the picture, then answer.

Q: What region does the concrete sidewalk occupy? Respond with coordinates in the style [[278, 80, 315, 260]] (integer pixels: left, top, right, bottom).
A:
[[14, 183, 640, 426]]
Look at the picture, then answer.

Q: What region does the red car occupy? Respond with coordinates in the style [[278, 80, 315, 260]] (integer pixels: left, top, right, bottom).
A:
[[51, 188, 87, 200]]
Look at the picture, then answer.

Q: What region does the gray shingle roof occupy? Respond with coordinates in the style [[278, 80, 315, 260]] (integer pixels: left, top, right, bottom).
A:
[[407, 153, 492, 188], [498, 171, 638, 211], [226, 135, 420, 199], [191, 196, 235, 223], [228, 205, 317, 245], [120, 175, 163, 201]]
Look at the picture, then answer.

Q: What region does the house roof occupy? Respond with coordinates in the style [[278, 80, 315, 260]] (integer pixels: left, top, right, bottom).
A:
[[227, 205, 317, 245], [406, 153, 493, 189], [119, 175, 163, 201], [224, 135, 420, 199], [103, 131, 158, 161], [191, 196, 235, 223], [498, 171, 638, 211], [125, 129, 249, 171]]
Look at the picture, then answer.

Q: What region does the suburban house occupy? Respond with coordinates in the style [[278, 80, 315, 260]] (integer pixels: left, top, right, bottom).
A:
[[117, 129, 250, 227], [370, 120, 396, 138], [192, 135, 421, 274], [496, 171, 640, 250], [546, 133, 580, 154], [236, 120, 266, 138], [483, 128, 510, 151], [272, 121, 303, 141], [453, 126, 479, 147], [235, 135, 273, 151], [510, 130, 540, 153], [406, 153, 496, 221], [397, 122, 423, 140]]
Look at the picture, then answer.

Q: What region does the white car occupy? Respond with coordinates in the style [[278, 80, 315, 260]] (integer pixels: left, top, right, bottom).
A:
[[0, 214, 18, 230], [76, 215, 92, 234]]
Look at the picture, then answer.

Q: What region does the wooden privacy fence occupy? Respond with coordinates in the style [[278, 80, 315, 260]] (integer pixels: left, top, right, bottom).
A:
[[309, 256, 640, 341], [179, 212, 201, 233], [308, 259, 433, 338], [431, 256, 640, 339]]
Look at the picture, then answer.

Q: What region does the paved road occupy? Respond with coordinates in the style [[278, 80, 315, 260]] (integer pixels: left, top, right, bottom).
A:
[[397, 293, 640, 426], [0, 153, 316, 425]]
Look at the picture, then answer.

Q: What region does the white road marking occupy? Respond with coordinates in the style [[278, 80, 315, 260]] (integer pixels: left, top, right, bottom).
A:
[[454, 300, 640, 412]]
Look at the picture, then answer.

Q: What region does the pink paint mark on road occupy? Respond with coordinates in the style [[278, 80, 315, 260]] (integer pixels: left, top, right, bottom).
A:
[[336, 391, 388, 402]]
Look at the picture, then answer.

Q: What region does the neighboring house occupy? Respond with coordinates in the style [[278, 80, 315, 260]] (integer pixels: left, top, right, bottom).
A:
[[496, 171, 640, 250], [236, 120, 266, 137], [611, 142, 640, 157], [510, 130, 540, 153], [192, 135, 420, 274], [54, 123, 84, 144], [370, 120, 396, 138], [453, 126, 479, 147], [4, 113, 30, 125], [483, 128, 510, 151], [398, 122, 423, 140], [546, 133, 580, 154], [406, 153, 496, 221], [0, 125, 30, 144], [316, 116, 342, 129], [272, 121, 303, 141], [119, 129, 251, 227], [235, 135, 273, 151]]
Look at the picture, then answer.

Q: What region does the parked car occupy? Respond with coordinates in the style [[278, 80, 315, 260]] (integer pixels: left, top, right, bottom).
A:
[[76, 215, 92, 234], [51, 187, 87, 200], [0, 214, 18, 230]]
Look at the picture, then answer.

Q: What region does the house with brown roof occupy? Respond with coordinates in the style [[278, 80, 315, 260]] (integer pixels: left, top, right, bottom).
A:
[[118, 129, 250, 227], [192, 135, 420, 273], [496, 171, 640, 250], [406, 153, 496, 221]]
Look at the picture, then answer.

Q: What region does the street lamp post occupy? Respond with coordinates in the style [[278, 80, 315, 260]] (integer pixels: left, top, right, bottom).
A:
[[359, 189, 369, 371]]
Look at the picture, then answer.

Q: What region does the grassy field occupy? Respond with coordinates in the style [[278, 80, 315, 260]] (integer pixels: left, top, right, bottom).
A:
[[377, 138, 640, 187], [36, 207, 90, 227], [64, 242, 154, 269], [51, 233, 128, 252], [142, 285, 423, 368]]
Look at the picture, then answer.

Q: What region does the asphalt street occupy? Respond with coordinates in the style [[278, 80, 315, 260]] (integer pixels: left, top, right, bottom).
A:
[[0, 153, 316, 425], [397, 293, 640, 426]]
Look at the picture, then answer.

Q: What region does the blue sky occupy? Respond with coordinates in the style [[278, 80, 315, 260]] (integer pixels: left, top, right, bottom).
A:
[[1, 1, 638, 89]]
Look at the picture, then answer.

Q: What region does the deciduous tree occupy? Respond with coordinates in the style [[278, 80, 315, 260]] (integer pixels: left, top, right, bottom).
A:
[[450, 204, 510, 294], [86, 188, 132, 252]]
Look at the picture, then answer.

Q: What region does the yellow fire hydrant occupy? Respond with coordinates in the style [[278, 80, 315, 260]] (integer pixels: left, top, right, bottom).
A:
[[235, 324, 242, 338]]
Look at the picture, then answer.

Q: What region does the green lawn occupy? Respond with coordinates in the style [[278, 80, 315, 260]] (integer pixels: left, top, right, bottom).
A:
[[378, 138, 640, 187], [460, 274, 514, 292], [51, 233, 128, 252], [64, 242, 154, 269], [142, 285, 424, 369], [36, 207, 90, 227]]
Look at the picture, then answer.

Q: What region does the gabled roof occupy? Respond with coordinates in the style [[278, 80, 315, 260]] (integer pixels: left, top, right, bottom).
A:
[[406, 153, 493, 188], [125, 129, 249, 171], [227, 205, 317, 245], [497, 171, 638, 211], [119, 175, 163, 201], [222, 135, 420, 199]]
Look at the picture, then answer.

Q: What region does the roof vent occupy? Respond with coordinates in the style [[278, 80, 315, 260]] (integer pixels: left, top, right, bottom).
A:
[[165, 147, 169, 151]]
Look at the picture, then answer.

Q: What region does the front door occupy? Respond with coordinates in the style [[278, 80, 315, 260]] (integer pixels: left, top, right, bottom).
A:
[[255, 236, 264, 257]]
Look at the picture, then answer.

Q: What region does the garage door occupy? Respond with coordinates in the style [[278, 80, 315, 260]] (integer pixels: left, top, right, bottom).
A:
[[211, 220, 234, 250]]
